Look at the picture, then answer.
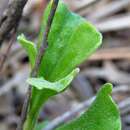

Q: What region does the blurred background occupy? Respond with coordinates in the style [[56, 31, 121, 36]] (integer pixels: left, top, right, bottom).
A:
[[0, 0, 130, 130]]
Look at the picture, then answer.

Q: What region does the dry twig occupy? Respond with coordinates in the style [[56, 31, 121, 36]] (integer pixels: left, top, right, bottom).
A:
[[0, 0, 28, 47], [0, 29, 16, 73]]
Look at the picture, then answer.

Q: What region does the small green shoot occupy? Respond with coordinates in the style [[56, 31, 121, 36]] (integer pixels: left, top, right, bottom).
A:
[[17, 1, 121, 130]]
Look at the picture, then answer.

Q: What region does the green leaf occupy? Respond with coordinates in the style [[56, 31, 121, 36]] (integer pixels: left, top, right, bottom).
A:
[[56, 83, 121, 130], [27, 68, 79, 92], [17, 34, 37, 68], [24, 1, 103, 129], [24, 68, 79, 130], [37, 1, 102, 81], [24, 1, 102, 129]]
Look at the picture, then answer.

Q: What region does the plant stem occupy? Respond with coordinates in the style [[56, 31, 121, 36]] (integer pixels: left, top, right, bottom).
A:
[[17, 0, 60, 130], [23, 111, 39, 130]]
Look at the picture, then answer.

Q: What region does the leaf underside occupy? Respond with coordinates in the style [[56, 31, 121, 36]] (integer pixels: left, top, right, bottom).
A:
[[17, 34, 37, 68], [27, 68, 79, 92]]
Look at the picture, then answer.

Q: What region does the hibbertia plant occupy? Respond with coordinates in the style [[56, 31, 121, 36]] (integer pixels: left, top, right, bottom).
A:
[[17, 0, 121, 130]]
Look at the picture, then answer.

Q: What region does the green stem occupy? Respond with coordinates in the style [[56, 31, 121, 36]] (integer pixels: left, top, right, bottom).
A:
[[23, 110, 39, 130], [23, 90, 48, 130]]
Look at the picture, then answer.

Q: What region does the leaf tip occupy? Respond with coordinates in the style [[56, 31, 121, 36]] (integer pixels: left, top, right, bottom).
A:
[[99, 31, 103, 45], [73, 68, 80, 76], [26, 78, 37, 85], [99, 83, 113, 95], [17, 33, 25, 41]]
